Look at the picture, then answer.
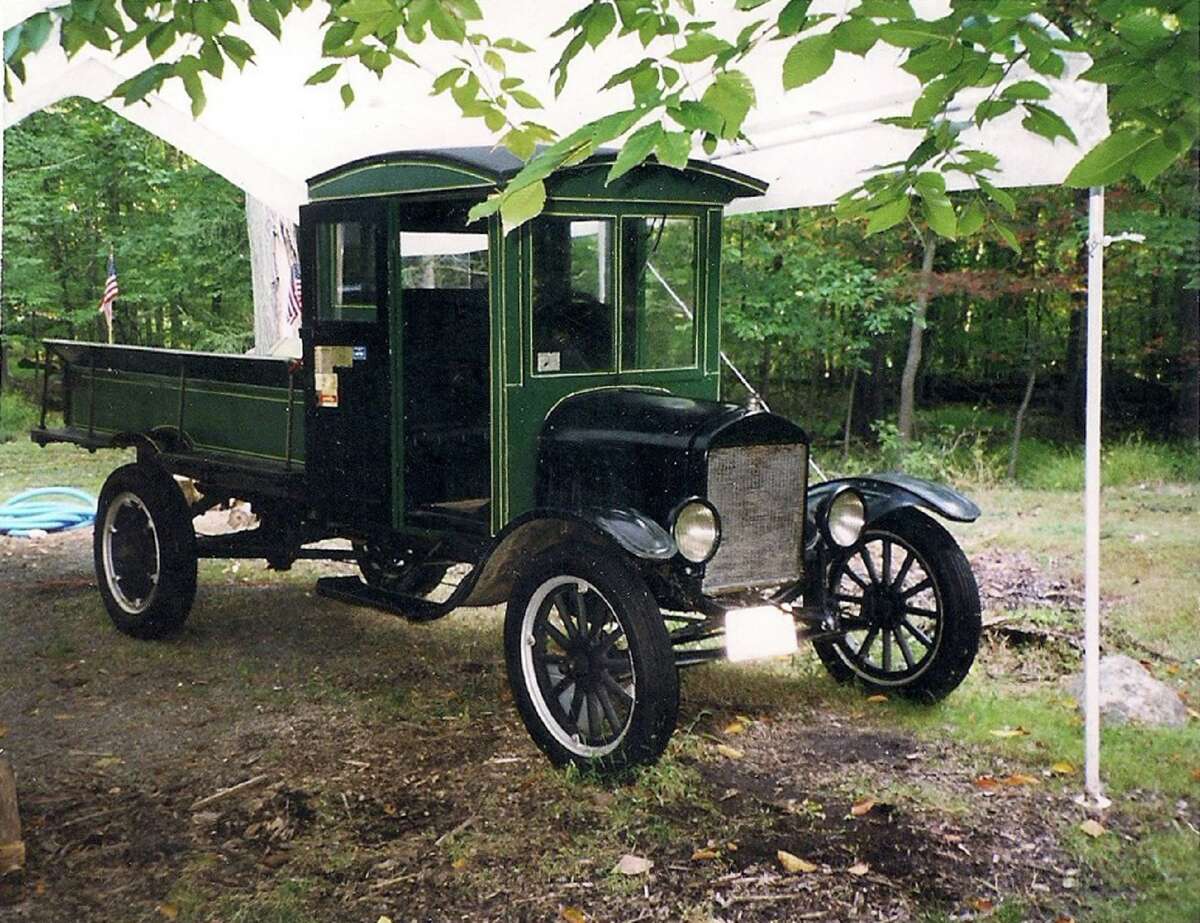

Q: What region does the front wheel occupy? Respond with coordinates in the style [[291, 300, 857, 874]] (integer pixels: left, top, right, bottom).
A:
[[814, 508, 980, 703], [94, 464, 197, 639], [504, 546, 679, 773]]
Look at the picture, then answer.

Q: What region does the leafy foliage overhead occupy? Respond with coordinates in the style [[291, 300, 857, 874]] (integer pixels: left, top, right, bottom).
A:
[[4, 1, 1198, 241]]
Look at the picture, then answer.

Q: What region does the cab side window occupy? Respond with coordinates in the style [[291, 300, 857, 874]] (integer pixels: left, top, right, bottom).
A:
[[531, 218, 615, 374], [620, 216, 697, 370], [317, 220, 380, 322]]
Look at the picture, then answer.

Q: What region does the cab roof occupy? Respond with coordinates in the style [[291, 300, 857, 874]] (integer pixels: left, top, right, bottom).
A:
[[307, 146, 768, 206]]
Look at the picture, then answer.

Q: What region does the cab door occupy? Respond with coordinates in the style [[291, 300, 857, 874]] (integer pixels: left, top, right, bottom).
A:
[[299, 201, 393, 528]]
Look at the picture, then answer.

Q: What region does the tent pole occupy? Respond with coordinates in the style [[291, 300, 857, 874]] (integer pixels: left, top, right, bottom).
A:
[[1080, 186, 1110, 811]]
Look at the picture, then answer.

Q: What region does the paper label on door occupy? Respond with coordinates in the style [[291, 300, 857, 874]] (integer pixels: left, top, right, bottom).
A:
[[537, 351, 561, 373]]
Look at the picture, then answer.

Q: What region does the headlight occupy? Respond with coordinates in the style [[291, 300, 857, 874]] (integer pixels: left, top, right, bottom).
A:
[[824, 488, 866, 548], [672, 500, 720, 563]]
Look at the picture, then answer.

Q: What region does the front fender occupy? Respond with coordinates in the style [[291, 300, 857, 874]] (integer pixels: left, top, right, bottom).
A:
[[808, 472, 980, 528], [457, 507, 676, 608]]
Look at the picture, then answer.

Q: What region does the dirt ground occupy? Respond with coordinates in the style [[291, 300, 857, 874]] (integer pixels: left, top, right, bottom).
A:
[[0, 527, 1122, 922]]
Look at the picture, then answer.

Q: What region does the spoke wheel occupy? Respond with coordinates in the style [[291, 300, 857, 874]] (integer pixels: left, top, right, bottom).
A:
[[354, 542, 447, 597], [814, 508, 981, 702], [522, 576, 636, 755], [94, 464, 197, 639], [102, 492, 161, 615], [505, 546, 678, 772]]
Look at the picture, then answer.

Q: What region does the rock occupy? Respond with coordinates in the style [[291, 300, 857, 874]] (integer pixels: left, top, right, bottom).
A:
[[1067, 655, 1188, 727]]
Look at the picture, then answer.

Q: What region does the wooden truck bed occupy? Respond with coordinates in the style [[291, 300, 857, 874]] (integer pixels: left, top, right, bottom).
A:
[[31, 340, 306, 497]]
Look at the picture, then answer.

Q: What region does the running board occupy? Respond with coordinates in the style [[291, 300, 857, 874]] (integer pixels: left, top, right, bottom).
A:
[[316, 575, 447, 622]]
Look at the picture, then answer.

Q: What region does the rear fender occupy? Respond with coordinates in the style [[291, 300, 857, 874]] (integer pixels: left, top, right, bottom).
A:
[[808, 473, 980, 530], [458, 508, 675, 608]]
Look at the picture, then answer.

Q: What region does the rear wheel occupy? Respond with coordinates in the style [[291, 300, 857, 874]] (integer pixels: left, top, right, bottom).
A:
[[94, 464, 197, 639], [504, 546, 678, 773], [354, 542, 447, 597], [814, 508, 980, 702]]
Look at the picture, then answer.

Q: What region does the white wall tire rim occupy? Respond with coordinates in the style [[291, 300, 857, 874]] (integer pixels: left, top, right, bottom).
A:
[[102, 491, 162, 616], [520, 575, 636, 759]]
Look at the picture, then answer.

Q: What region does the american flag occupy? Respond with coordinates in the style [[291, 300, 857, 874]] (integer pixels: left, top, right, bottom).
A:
[[98, 251, 119, 326], [287, 260, 303, 325]]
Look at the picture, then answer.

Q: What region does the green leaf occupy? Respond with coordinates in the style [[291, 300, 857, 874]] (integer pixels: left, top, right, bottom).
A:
[[306, 63, 341, 85], [957, 198, 986, 237], [993, 221, 1020, 252], [1000, 79, 1049, 101], [211, 0, 240, 23], [831, 18, 878, 55], [701, 70, 755, 139], [432, 67, 464, 94], [978, 178, 1016, 216], [783, 33, 834, 90], [217, 35, 255, 69], [911, 75, 956, 122], [585, 3, 616, 48], [322, 20, 355, 54], [146, 23, 176, 60], [21, 13, 55, 53], [484, 107, 506, 131], [1021, 104, 1076, 145], [493, 37, 533, 53], [864, 196, 911, 235], [902, 42, 962, 82], [913, 171, 945, 196], [921, 195, 956, 239], [777, 0, 812, 36], [655, 130, 692, 169], [249, 0, 282, 38], [1130, 136, 1182, 184], [510, 89, 542, 109], [608, 122, 663, 182], [113, 62, 172, 104], [500, 178, 546, 231], [668, 31, 731, 63], [340, 82, 355, 108], [1064, 128, 1158, 188], [4, 26, 23, 64], [668, 100, 723, 135], [195, 38, 224, 76], [878, 21, 952, 48], [974, 99, 1015, 125], [854, 0, 915, 17], [339, 0, 397, 21]]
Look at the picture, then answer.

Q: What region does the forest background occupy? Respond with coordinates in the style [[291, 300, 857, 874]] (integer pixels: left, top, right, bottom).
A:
[[1, 96, 1196, 487]]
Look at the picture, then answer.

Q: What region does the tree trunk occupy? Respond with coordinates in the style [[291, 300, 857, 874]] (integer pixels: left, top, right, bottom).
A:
[[246, 195, 292, 356], [1176, 283, 1200, 443], [843, 366, 858, 459], [898, 232, 937, 442], [1008, 359, 1038, 479]]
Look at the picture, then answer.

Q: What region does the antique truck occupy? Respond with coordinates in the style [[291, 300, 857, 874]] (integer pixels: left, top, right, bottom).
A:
[[32, 148, 982, 772]]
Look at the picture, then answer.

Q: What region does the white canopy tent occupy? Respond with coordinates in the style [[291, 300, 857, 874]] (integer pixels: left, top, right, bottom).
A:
[[1, 0, 1115, 805]]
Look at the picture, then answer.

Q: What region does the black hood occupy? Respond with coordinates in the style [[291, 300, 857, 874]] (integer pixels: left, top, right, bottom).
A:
[[537, 388, 807, 527]]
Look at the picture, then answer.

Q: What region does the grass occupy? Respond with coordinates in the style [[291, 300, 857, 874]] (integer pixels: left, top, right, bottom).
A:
[[0, 383, 42, 444], [2, 424, 1196, 918]]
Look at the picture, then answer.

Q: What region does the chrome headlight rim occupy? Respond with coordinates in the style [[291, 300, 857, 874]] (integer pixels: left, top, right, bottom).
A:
[[821, 486, 866, 549], [670, 497, 722, 564]]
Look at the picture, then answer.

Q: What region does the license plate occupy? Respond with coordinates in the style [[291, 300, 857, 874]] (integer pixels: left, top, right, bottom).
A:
[[725, 606, 799, 663]]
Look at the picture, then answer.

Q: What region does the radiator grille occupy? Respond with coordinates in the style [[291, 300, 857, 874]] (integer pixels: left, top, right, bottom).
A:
[[703, 443, 807, 594]]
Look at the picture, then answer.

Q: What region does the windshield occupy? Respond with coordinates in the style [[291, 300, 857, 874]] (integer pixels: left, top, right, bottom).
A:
[[620, 216, 697, 370]]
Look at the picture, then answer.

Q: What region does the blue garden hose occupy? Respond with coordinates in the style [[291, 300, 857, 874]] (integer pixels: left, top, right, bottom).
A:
[[0, 487, 97, 538]]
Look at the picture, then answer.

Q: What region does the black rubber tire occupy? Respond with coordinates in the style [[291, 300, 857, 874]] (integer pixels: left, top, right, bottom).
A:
[[504, 545, 679, 773], [814, 508, 980, 703], [354, 542, 447, 597], [94, 463, 197, 639]]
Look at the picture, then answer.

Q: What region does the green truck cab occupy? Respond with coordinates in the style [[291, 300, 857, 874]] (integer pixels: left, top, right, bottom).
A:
[[33, 148, 982, 772]]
